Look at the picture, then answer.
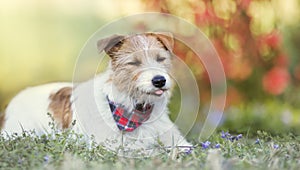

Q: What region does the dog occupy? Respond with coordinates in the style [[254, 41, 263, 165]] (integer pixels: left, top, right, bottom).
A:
[[1, 32, 192, 154]]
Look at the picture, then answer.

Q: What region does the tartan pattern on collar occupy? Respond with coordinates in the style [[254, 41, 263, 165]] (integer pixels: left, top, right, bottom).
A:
[[107, 97, 153, 132]]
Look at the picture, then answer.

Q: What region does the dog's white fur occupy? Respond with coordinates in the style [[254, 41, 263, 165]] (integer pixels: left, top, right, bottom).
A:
[[2, 33, 191, 153]]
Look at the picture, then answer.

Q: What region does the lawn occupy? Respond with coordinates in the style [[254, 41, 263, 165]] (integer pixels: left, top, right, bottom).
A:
[[1, 116, 300, 169]]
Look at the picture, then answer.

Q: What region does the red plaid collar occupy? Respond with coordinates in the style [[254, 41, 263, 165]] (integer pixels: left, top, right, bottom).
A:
[[107, 96, 154, 132]]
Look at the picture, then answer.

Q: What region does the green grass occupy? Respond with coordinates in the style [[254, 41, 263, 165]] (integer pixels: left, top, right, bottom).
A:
[[1, 128, 300, 170], [223, 100, 300, 136], [1, 101, 300, 169]]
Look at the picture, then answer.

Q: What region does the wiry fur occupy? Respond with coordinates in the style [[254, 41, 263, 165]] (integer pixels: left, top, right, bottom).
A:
[[2, 33, 191, 154], [108, 34, 173, 107]]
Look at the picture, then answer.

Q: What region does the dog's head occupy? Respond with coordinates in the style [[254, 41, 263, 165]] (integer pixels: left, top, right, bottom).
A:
[[97, 33, 174, 103]]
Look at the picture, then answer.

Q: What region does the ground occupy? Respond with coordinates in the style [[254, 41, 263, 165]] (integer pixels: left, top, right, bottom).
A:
[[1, 127, 300, 170]]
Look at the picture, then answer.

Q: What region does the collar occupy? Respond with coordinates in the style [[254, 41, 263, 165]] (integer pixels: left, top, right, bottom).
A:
[[106, 96, 154, 132]]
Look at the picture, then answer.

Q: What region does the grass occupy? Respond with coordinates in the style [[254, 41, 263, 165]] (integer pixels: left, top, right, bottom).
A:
[[1, 128, 300, 170], [1, 101, 300, 170]]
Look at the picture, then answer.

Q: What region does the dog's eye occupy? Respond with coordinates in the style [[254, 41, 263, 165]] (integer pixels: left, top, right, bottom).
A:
[[156, 56, 166, 62], [127, 60, 141, 66]]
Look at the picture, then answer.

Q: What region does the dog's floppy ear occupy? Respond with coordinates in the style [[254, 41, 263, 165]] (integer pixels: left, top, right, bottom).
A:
[[97, 35, 125, 56], [153, 32, 174, 52]]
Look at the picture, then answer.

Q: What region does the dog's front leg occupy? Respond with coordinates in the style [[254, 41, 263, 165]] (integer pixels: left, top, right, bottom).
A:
[[157, 126, 193, 154]]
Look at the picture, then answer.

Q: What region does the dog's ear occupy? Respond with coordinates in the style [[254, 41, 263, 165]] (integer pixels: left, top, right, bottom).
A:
[[153, 32, 174, 52], [97, 35, 125, 56]]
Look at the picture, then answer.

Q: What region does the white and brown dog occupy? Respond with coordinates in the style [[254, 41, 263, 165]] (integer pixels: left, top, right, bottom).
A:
[[1, 33, 191, 153]]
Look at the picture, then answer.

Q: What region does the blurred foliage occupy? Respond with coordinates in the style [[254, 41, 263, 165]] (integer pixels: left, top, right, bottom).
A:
[[142, 0, 300, 133], [223, 100, 300, 135], [1, 0, 300, 134], [0, 1, 144, 110], [0, 11, 101, 109], [143, 0, 300, 106]]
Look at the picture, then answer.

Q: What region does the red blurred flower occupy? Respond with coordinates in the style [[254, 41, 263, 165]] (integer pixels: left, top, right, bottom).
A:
[[195, 9, 215, 25], [238, 0, 252, 10], [262, 67, 290, 95], [260, 31, 282, 49]]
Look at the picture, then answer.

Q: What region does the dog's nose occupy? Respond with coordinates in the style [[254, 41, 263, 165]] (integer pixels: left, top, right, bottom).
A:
[[152, 75, 166, 88]]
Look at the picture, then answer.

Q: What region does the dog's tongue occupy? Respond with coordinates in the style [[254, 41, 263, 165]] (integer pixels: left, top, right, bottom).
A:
[[155, 89, 164, 95]]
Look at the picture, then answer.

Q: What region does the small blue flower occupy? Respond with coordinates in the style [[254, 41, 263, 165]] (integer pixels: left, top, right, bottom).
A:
[[221, 131, 230, 139], [185, 147, 193, 154], [255, 138, 260, 144], [44, 155, 49, 163], [221, 131, 244, 142], [202, 141, 211, 149], [273, 144, 279, 149], [215, 143, 220, 148]]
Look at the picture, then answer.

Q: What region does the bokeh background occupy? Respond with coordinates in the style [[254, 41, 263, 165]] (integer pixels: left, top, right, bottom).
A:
[[1, 0, 300, 136]]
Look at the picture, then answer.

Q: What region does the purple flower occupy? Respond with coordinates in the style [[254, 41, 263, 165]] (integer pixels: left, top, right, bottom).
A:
[[202, 141, 211, 149], [185, 147, 193, 154], [273, 144, 279, 149], [255, 138, 260, 144], [44, 155, 49, 163], [221, 131, 244, 142], [215, 143, 221, 148], [221, 131, 231, 139], [221, 131, 230, 139]]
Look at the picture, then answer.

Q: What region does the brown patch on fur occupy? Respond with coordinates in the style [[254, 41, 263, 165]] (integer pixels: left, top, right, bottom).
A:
[[0, 111, 5, 130], [132, 71, 142, 81], [97, 33, 174, 71], [48, 87, 73, 129], [146, 33, 174, 52], [106, 78, 113, 83], [106, 40, 124, 57], [97, 35, 125, 57]]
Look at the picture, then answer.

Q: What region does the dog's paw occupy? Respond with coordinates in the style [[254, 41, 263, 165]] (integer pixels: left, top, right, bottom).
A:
[[167, 145, 194, 160], [176, 141, 194, 154]]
